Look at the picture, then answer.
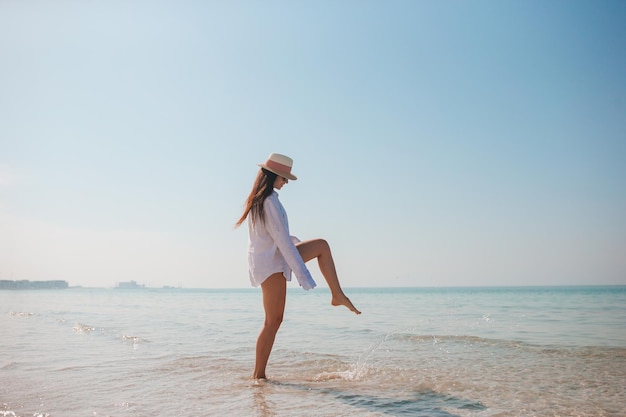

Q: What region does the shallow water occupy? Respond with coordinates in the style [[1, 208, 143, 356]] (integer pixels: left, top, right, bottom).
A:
[[1, 286, 625, 416]]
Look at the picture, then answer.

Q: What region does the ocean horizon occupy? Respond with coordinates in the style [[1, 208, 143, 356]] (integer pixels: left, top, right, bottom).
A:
[[12, 282, 624, 291], [2, 285, 625, 416]]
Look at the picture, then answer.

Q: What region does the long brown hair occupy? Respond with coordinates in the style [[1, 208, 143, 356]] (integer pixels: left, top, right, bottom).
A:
[[235, 168, 278, 228]]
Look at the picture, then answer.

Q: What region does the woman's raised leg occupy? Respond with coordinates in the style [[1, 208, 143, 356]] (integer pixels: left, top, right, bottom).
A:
[[253, 273, 287, 379], [297, 239, 361, 315]]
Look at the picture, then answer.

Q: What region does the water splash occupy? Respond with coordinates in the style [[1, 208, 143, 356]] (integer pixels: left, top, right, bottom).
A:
[[315, 332, 394, 381], [351, 333, 390, 379]]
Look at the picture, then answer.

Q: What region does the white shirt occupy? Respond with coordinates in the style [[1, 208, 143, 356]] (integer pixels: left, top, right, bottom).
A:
[[247, 191, 316, 290]]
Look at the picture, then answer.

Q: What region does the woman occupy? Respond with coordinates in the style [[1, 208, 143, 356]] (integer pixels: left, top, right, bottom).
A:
[[235, 152, 361, 379]]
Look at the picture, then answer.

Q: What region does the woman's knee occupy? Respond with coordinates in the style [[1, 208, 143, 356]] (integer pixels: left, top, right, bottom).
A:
[[306, 238, 327, 249], [317, 238, 331, 255], [260, 273, 286, 331]]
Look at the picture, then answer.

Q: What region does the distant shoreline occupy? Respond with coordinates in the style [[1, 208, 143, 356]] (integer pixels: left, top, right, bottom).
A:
[[0, 280, 69, 290], [2, 284, 621, 292]]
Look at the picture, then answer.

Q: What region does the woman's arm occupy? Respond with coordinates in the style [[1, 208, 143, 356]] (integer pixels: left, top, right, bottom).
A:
[[264, 196, 316, 290]]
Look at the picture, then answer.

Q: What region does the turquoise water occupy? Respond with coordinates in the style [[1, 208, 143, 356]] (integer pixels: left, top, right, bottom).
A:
[[1, 286, 625, 416]]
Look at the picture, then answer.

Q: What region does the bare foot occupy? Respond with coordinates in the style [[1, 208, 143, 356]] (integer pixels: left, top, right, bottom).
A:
[[250, 376, 268, 386], [331, 295, 361, 315]]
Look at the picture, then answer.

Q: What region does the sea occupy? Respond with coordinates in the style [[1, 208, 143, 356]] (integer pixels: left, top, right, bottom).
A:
[[1, 285, 625, 417]]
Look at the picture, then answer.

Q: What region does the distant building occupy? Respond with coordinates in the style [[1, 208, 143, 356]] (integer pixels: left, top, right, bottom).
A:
[[0, 280, 69, 290], [116, 280, 145, 289]]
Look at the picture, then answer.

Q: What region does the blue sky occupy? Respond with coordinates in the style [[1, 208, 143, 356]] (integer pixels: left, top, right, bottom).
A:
[[1, 1, 624, 288]]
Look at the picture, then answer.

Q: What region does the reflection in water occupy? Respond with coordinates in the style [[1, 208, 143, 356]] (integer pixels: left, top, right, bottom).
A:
[[252, 380, 277, 417]]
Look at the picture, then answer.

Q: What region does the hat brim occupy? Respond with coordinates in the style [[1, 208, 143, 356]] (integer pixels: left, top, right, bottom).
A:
[[257, 164, 298, 180]]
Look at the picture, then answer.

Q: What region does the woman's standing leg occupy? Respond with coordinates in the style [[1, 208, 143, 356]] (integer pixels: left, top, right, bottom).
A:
[[253, 273, 287, 379], [297, 239, 361, 315]]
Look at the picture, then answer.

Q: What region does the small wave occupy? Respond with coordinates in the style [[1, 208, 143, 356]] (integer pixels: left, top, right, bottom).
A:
[[8, 311, 33, 317], [390, 333, 528, 348], [72, 323, 95, 334], [122, 335, 146, 349], [0, 362, 17, 371], [314, 370, 358, 381], [161, 355, 220, 374]]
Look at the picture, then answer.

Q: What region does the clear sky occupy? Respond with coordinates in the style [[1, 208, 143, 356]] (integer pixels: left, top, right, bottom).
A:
[[1, 1, 624, 289]]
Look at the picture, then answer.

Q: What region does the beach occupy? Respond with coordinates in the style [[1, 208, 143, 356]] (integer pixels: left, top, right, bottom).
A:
[[2, 286, 625, 416]]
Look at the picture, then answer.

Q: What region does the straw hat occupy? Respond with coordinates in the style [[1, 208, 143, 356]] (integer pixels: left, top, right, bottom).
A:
[[258, 153, 298, 180]]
